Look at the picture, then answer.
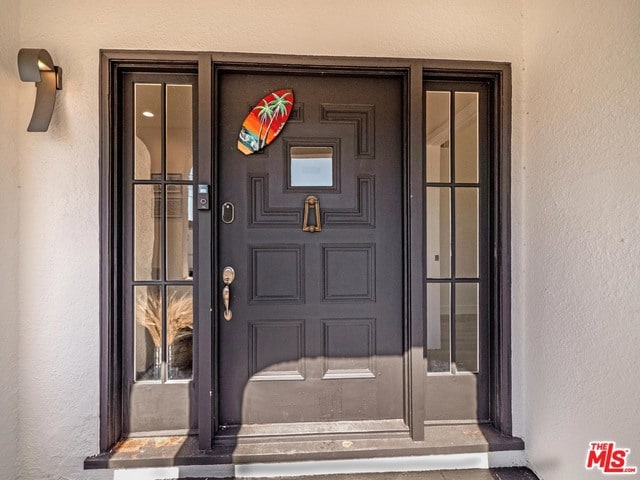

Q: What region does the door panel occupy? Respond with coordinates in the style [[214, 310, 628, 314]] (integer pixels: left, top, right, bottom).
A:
[[218, 73, 404, 428]]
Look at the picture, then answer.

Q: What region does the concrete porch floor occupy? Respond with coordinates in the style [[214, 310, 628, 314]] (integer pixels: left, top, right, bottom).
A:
[[183, 468, 539, 479]]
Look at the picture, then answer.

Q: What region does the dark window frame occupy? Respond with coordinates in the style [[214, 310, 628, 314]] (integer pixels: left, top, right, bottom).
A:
[[122, 72, 199, 435], [99, 51, 512, 452], [99, 54, 201, 448]]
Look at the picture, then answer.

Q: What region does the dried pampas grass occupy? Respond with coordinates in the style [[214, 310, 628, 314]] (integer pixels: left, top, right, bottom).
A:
[[136, 289, 193, 347]]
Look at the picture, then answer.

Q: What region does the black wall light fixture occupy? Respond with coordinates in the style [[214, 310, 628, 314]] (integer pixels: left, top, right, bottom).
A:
[[17, 48, 63, 132]]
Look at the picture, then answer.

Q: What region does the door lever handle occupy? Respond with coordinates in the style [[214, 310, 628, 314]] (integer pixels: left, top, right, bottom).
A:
[[222, 266, 235, 321]]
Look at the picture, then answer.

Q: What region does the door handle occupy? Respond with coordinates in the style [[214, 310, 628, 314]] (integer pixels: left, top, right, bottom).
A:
[[222, 266, 235, 321]]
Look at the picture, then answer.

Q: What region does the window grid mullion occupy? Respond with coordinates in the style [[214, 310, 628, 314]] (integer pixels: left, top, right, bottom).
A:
[[425, 182, 479, 188], [426, 277, 479, 283], [449, 90, 457, 375], [160, 82, 168, 382], [132, 280, 193, 286]]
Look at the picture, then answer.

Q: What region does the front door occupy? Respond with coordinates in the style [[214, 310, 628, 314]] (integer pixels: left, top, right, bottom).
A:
[[217, 72, 405, 433]]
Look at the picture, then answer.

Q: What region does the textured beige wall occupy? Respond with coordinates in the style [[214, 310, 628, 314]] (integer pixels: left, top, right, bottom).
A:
[[523, 1, 640, 479], [13, 1, 527, 479], [10, 3, 640, 479], [0, 1, 20, 479]]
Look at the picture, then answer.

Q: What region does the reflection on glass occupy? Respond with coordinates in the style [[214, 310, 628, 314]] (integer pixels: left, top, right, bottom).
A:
[[135, 285, 163, 381], [290, 146, 333, 187], [134, 185, 161, 280], [166, 85, 193, 180], [426, 283, 450, 373], [167, 286, 193, 380], [455, 283, 479, 372], [135, 84, 162, 179], [455, 188, 479, 278], [426, 187, 451, 278], [166, 185, 193, 280], [454, 92, 479, 183], [426, 91, 451, 182]]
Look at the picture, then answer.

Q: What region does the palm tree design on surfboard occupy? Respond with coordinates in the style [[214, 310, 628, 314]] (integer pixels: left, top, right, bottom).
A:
[[237, 89, 294, 155]]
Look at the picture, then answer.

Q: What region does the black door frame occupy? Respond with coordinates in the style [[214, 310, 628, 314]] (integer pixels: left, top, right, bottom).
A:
[[99, 50, 511, 452], [209, 60, 418, 445]]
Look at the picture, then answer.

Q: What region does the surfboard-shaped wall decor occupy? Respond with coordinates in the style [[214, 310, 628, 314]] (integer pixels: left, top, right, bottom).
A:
[[237, 89, 294, 155]]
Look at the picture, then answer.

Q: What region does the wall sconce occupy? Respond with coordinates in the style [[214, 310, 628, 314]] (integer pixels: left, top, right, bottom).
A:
[[17, 48, 63, 132]]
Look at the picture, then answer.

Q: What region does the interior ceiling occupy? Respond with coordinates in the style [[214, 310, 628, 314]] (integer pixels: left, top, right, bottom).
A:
[[426, 91, 477, 136], [135, 84, 192, 129]]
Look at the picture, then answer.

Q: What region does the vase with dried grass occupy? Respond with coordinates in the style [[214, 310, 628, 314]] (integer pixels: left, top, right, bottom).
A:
[[136, 288, 193, 380]]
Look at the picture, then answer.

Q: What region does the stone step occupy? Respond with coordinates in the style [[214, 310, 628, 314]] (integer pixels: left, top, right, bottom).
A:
[[181, 467, 539, 480]]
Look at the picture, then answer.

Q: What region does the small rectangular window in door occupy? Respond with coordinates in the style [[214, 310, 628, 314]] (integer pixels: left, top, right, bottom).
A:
[[289, 146, 334, 187]]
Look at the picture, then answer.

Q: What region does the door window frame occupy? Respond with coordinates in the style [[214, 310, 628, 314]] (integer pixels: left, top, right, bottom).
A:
[[99, 51, 512, 452]]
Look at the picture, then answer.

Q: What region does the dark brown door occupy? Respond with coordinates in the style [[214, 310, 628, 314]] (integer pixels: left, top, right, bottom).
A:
[[217, 72, 405, 432]]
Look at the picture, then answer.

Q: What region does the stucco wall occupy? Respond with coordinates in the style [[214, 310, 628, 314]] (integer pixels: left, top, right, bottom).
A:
[[13, 2, 527, 479], [523, 1, 640, 479], [0, 1, 20, 479]]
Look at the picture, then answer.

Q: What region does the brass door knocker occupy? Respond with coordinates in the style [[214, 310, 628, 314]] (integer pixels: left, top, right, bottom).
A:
[[302, 195, 321, 233]]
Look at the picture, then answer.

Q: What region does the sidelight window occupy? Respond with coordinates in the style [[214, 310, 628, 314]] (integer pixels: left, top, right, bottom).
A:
[[119, 73, 198, 435], [425, 88, 485, 375], [132, 82, 195, 383]]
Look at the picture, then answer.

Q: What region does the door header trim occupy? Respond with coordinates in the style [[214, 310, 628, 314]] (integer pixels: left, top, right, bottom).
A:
[[100, 49, 510, 77]]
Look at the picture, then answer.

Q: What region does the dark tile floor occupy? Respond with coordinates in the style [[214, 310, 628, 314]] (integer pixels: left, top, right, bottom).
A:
[[184, 467, 539, 480]]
